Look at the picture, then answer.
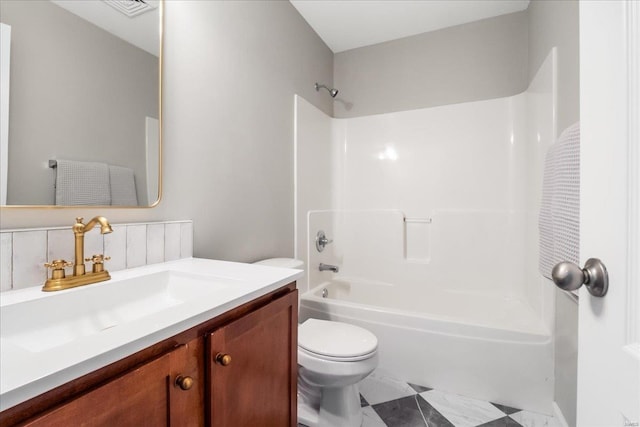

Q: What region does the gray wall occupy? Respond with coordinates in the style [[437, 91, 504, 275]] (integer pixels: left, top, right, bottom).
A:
[[159, 0, 333, 261], [0, 1, 333, 264], [1, 0, 158, 206], [528, 1, 580, 426], [333, 11, 529, 118]]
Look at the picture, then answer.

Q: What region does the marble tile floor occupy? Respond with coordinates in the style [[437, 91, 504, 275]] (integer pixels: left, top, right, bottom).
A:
[[300, 369, 561, 427]]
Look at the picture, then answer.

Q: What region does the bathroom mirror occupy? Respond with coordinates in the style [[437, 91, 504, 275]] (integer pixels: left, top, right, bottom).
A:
[[0, 0, 162, 207]]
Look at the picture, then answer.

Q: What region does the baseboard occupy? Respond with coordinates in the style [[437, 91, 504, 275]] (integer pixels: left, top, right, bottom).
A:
[[552, 401, 570, 427]]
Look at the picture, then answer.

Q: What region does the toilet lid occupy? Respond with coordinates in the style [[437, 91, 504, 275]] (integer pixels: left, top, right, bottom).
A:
[[254, 258, 304, 269], [299, 319, 378, 359]]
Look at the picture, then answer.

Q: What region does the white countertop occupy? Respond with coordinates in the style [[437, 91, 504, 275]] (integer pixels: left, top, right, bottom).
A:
[[0, 258, 302, 412]]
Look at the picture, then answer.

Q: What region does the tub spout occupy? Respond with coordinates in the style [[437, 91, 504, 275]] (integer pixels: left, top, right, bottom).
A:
[[319, 263, 339, 273]]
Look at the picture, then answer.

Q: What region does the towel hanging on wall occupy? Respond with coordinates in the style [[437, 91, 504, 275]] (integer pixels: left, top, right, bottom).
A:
[[538, 122, 580, 280], [109, 165, 138, 206], [55, 159, 111, 205]]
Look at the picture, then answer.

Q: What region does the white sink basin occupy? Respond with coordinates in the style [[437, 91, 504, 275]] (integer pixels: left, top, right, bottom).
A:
[[0, 258, 303, 412], [1, 270, 237, 353]]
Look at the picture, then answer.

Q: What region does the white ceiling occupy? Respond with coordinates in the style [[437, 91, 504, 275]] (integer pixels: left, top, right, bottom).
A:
[[50, 0, 160, 57], [289, 0, 530, 53]]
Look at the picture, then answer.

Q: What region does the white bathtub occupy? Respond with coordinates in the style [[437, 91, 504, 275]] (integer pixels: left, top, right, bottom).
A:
[[299, 278, 554, 414]]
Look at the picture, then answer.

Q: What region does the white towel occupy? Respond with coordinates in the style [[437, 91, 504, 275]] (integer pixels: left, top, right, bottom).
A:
[[539, 123, 580, 279], [109, 165, 138, 206], [55, 159, 111, 205]]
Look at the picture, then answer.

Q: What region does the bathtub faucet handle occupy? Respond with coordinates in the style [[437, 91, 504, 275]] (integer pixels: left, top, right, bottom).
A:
[[316, 230, 333, 252]]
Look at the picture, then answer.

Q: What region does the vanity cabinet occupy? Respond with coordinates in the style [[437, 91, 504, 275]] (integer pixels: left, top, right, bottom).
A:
[[1, 283, 297, 427], [23, 339, 204, 427], [208, 289, 297, 426]]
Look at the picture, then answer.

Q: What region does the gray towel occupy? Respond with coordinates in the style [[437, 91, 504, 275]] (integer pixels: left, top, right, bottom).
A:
[[55, 159, 111, 205], [539, 123, 580, 279], [109, 165, 138, 206]]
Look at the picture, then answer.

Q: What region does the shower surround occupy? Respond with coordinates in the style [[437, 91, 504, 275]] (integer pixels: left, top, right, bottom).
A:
[[295, 51, 557, 413]]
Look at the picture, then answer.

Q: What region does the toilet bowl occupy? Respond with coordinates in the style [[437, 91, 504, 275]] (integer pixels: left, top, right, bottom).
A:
[[298, 318, 378, 427], [253, 258, 379, 427]]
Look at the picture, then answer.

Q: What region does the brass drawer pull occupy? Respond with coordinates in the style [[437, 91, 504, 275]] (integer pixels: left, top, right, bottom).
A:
[[215, 353, 232, 366], [175, 375, 194, 390]]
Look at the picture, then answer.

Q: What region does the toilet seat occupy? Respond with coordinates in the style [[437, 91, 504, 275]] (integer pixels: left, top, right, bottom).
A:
[[299, 346, 376, 362], [298, 319, 378, 361]]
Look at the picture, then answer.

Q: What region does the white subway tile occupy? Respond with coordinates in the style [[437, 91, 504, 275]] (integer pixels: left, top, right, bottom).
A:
[[104, 225, 127, 272], [1, 233, 12, 291], [47, 229, 74, 266], [180, 222, 193, 258], [12, 231, 47, 289], [146, 224, 165, 265], [84, 231, 105, 263], [164, 223, 181, 261], [1, 220, 194, 293], [126, 225, 147, 268]]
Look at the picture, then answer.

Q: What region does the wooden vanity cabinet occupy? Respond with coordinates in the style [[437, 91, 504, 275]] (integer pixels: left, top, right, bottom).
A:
[[2, 283, 297, 427], [208, 288, 298, 426], [23, 339, 204, 427]]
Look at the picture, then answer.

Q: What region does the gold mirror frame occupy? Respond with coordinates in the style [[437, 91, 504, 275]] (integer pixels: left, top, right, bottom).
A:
[[1, 1, 163, 209]]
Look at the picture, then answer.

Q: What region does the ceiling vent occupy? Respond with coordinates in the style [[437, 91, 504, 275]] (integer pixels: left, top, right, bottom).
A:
[[102, 0, 156, 18]]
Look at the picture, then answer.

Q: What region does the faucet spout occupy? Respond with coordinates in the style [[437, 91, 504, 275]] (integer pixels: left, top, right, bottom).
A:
[[73, 216, 113, 276], [83, 216, 113, 235], [319, 263, 339, 273]]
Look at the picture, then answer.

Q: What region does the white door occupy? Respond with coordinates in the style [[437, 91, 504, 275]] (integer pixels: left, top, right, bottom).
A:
[[578, 1, 640, 426]]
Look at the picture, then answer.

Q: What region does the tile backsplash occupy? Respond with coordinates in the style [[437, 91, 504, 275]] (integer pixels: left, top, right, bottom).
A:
[[0, 220, 193, 292]]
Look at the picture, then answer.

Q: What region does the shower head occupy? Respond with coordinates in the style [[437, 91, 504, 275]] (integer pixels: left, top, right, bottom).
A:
[[315, 82, 339, 98]]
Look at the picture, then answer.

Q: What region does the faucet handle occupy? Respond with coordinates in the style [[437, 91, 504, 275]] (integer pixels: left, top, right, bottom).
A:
[[316, 230, 334, 252], [44, 260, 73, 280], [45, 259, 73, 269], [85, 254, 110, 273], [85, 254, 111, 264]]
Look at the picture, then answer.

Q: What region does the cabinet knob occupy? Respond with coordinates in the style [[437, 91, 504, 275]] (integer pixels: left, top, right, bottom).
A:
[[215, 353, 232, 366], [175, 375, 194, 390]]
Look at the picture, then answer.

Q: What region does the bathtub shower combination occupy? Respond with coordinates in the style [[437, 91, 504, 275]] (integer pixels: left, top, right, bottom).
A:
[[294, 50, 558, 415], [299, 274, 552, 414]]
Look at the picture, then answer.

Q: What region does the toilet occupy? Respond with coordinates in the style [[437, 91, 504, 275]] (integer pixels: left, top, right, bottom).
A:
[[253, 258, 379, 427]]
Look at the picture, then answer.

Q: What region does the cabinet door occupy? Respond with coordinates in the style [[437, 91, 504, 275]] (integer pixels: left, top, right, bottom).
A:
[[208, 290, 298, 427], [24, 354, 171, 427], [24, 339, 203, 427], [169, 338, 205, 427]]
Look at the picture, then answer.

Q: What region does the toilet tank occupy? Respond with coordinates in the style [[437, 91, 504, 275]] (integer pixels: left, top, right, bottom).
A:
[[253, 258, 304, 269]]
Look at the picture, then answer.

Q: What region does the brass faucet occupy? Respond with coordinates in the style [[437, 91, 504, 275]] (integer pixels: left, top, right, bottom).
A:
[[43, 216, 113, 291]]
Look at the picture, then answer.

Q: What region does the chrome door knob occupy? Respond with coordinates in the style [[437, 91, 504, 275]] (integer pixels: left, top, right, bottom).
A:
[[551, 258, 609, 297]]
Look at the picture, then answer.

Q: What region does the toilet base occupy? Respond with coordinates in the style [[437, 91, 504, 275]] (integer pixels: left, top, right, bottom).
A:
[[298, 384, 362, 427], [298, 401, 319, 427]]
